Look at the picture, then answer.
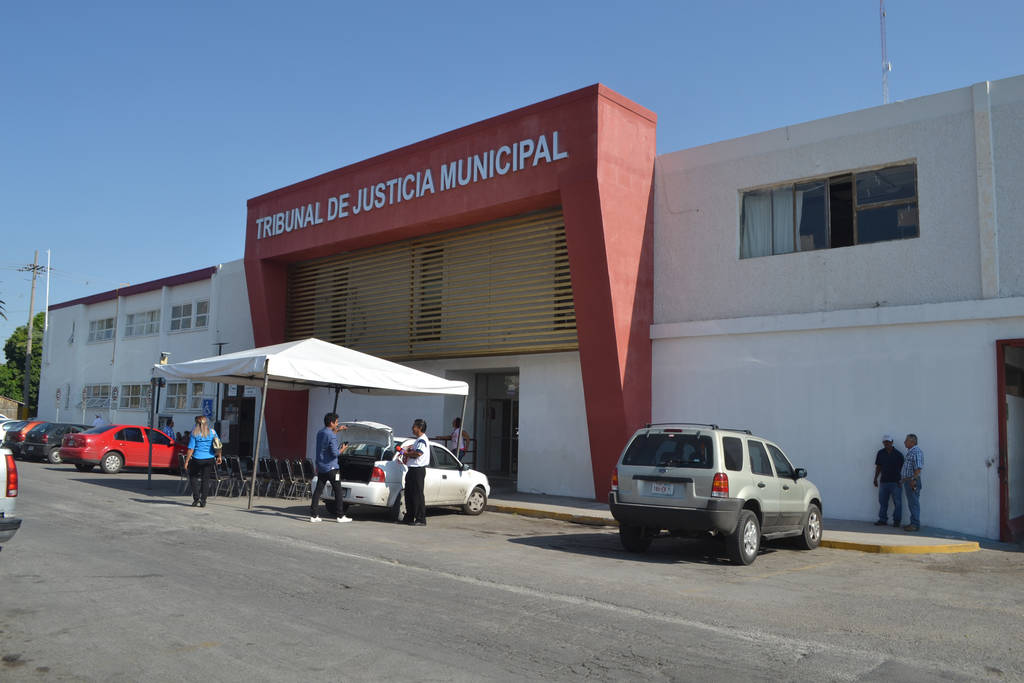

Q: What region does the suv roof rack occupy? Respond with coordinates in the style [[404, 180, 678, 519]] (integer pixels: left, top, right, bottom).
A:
[[644, 422, 719, 430], [720, 427, 753, 434]]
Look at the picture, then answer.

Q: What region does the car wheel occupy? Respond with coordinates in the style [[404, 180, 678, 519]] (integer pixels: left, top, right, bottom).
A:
[[726, 510, 760, 565], [795, 503, 822, 550], [619, 524, 653, 553], [74, 463, 95, 472], [462, 486, 487, 515], [47, 448, 63, 464], [388, 493, 406, 522], [100, 452, 124, 474]]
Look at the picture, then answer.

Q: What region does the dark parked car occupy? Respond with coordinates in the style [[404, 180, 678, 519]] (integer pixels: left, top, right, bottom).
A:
[[22, 422, 91, 463], [2, 420, 43, 459]]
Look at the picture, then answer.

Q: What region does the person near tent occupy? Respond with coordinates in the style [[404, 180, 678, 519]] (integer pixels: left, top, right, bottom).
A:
[[310, 412, 353, 523], [437, 417, 470, 465], [401, 418, 430, 526], [185, 415, 222, 508]]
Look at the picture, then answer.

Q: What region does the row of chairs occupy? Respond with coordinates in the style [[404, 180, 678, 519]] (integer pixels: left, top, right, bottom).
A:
[[177, 455, 315, 499]]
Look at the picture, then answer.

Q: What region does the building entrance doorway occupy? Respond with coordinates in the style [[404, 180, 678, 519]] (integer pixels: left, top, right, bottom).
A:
[[997, 339, 1024, 542], [473, 372, 519, 487], [220, 392, 255, 464]]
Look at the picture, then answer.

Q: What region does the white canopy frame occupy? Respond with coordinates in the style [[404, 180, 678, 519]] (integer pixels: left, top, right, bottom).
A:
[[154, 338, 469, 509]]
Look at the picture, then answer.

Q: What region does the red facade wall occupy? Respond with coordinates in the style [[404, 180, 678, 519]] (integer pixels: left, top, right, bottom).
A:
[[243, 84, 655, 499]]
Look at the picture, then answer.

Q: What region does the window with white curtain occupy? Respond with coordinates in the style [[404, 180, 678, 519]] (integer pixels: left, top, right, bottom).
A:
[[740, 163, 918, 259]]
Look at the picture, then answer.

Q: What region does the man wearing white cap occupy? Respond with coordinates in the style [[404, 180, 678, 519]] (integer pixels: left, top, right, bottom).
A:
[[873, 435, 904, 527]]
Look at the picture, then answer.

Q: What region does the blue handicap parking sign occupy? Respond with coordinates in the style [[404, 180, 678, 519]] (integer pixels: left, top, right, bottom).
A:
[[202, 398, 214, 419]]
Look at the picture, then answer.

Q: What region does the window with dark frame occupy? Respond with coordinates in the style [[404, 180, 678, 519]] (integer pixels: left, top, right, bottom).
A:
[[740, 163, 919, 258]]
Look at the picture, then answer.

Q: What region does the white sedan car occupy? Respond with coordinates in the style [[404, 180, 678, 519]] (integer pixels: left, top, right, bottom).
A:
[[321, 421, 489, 521]]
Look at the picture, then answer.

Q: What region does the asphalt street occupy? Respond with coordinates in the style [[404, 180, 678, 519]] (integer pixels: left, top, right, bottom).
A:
[[1, 461, 1022, 682]]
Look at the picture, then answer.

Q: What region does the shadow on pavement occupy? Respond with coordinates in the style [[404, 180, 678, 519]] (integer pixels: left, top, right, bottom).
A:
[[507, 531, 776, 566], [56, 472, 182, 497]]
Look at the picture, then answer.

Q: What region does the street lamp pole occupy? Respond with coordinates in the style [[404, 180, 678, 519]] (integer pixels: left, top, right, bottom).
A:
[[146, 352, 170, 490]]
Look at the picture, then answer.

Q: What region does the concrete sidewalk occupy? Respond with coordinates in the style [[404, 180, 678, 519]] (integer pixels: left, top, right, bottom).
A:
[[486, 491, 983, 555]]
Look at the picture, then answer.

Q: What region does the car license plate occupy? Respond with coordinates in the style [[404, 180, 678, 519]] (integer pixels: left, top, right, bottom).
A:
[[651, 482, 674, 496]]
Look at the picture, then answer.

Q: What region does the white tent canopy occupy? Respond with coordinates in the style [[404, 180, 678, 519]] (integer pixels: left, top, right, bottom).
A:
[[153, 338, 468, 396], [154, 338, 468, 509]]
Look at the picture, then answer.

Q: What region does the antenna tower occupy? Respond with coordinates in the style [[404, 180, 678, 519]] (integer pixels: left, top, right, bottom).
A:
[[880, 0, 892, 104]]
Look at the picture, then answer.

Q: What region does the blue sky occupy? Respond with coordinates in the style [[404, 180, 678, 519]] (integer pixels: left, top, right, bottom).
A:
[[1, 0, 1022, 361]]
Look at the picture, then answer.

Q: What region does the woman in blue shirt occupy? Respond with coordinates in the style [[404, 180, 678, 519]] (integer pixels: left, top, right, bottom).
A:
[[185, 415, 221, 508]]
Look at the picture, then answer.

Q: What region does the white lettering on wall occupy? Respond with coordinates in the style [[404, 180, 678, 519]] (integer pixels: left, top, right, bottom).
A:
[[255, 131, 569, 240]]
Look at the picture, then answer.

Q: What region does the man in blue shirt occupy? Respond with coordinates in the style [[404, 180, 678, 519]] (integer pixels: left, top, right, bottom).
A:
[[310, 412, 352, 523], [900, 433, 924, 532], [161, 419, 176, 441]]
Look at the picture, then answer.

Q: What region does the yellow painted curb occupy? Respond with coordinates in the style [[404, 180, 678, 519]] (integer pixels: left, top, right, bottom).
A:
[[820, 538, 980, 554]]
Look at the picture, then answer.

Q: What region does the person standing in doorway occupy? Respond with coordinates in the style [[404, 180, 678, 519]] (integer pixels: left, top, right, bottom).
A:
[[92, 414, 106, 428], [900, 434, 924, 532], [310, 412, 352, 524], [401, 418, 430, 526], [442, 417, 470, 465], [185, 415, 221, 508], [162, 419, 176, 441], [873, 435, 904, 527]]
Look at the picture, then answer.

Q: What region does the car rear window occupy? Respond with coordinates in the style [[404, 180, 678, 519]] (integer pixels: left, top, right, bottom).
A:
[[27, 423, 48, 437], [344, 442, 385, 460], [83, 425, 116, 435], [621, 433, 713, 468]]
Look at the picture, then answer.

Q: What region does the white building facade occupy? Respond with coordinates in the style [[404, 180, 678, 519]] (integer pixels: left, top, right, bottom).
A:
[[652, 75, 1024, 540], [39, 261, 256, 449]]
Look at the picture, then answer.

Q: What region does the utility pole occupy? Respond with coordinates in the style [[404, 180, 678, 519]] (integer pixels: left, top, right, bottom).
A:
[[880, 0, 892, 104], [18, 251, 45, 416]]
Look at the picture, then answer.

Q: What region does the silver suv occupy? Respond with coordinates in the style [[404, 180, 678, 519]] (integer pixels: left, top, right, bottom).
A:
[[608, 424, 822, 565]]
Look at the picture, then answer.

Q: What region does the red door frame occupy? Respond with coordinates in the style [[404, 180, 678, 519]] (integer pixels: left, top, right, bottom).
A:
[[996, 338, 1024, 542]]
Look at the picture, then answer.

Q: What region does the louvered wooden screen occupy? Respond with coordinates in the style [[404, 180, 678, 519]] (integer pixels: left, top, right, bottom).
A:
[[285, 207, 577, 360]]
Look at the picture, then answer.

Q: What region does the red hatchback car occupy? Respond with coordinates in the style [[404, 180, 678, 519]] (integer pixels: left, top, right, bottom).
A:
[[60, 424, 185, 474]]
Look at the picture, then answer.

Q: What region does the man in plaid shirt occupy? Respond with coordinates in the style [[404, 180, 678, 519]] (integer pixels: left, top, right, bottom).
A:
[[900, 434, 924, 531]]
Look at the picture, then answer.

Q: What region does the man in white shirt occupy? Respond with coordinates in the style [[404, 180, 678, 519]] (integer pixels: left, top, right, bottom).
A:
[[402, 418, 430, 526], [92, 414, 106, 428]]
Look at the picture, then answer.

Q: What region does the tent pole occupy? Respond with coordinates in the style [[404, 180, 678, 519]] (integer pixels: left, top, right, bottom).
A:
[[247, 360, 271, 510], [333, 386, 340, 413], [458, 393, 468, 467]]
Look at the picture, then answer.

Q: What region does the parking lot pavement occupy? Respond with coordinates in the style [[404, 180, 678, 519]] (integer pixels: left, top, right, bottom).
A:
[[487, 491, 988, 555]]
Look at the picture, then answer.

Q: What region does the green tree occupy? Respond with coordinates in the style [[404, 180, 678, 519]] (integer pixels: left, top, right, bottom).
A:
[[3, 312, 45, 415]]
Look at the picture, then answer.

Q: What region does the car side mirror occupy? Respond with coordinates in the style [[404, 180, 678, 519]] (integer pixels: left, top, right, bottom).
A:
[[794, 468, 807, 480]]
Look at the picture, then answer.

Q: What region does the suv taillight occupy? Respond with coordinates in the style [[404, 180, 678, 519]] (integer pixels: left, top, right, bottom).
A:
[[371, 466, 386, 483], [610, 467, 619, 492], [41, 434, 49, 443], [5, 453, 17, 497], [712, 472, 729, 498]]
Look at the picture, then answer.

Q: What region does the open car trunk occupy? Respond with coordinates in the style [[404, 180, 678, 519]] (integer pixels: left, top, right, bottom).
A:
[[337, 421, 393, 484]]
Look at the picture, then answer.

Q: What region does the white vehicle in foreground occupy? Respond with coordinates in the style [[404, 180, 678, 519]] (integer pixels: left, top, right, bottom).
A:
[[321, 422, 490, 521], [0, 446, 22, 549]]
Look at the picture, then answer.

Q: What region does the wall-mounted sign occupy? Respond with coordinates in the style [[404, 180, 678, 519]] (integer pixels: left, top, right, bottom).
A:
[[255, 131, 569, 241]]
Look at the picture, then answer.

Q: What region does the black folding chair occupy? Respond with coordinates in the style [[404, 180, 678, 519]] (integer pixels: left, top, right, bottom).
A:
[[290, 459, 312, 498]]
